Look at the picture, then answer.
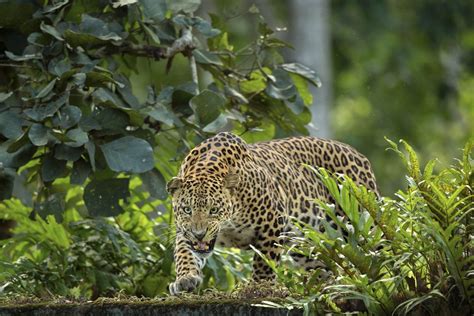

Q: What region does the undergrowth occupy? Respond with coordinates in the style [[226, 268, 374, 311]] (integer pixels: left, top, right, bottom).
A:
[[257, 139, 473, 315]]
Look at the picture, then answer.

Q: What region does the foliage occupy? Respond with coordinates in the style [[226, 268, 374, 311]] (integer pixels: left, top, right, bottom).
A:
[[0, 0, 316, 218], [256, 140, 473, 315], [0, 179, 252, 299]]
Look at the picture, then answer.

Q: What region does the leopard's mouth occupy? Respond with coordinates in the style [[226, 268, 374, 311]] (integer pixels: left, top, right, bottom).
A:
[[190, 236, 217, 254]]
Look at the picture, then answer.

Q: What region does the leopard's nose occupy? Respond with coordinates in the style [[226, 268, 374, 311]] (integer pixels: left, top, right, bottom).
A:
[[192, 229, 207, 241]]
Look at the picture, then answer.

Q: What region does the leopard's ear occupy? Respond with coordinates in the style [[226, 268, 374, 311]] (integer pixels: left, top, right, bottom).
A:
[[166, 177, 183, 195], [224, 172, 239, 193]]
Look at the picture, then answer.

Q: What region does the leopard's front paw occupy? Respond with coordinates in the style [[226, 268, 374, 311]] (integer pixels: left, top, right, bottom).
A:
[[169, 274, 202, 295]]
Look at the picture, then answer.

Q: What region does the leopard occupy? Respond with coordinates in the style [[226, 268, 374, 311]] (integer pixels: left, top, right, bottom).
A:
[[166, 132, 379, 295]]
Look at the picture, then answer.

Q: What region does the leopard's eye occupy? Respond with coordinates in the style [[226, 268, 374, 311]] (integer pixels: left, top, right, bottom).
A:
[[209, 207, 219, 215], [182, 207, 192, 215]]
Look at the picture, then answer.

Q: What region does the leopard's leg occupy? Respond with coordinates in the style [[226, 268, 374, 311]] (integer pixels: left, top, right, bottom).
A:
[[169, 232, 205, 295], [252, 240, 282, 281], [252, 216, 286, 281]]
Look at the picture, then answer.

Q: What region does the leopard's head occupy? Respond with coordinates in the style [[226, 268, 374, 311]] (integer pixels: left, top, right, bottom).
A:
[[166, 173, 239, 258]]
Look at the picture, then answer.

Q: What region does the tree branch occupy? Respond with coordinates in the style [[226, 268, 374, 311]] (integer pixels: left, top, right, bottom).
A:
[[97, 29, 196, 61]]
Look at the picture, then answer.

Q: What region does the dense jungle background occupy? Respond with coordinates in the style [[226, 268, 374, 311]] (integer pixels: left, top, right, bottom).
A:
[[0, 0, 472, 314]]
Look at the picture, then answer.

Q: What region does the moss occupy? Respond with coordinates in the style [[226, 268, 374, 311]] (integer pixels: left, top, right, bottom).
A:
[[0, 293, 301, 316], [0, 284, 301, 316]]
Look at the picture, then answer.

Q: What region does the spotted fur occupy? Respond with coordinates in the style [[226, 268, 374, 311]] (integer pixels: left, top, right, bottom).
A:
[[167, 132, 378, 295]]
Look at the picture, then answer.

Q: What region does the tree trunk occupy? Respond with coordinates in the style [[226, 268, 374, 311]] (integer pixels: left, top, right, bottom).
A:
[[289, 0, 332, 138]]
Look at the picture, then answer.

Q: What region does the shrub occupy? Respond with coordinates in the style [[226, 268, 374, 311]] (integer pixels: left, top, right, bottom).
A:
[[259, 140, 473, 315]]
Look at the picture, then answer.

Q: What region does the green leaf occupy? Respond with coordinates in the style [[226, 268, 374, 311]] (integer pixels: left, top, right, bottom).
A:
[[53, 105, 82, 129], [35, 194, 65, 222], [192, 49, 223, 66], [224, 86, 248, 104], [40, 22, 64, 41], [168, 0, 200, 13], [140, 168, 168, 200], [7, 131, 29, 153], [4, 51, 41, 61], [146, 106, 176, 126], [239, 70, 268, 94], [100, 136, 154, 173], [84, 178, 130, 217], [43, 0, 69, 13], [63, 14, 124, 48], [0, 143, 36, 169], [48, 58, 72, 77], [265, 69, 296, 100], [79, 116, 102, 132], [54, 144, 83, 161], [0, 112, 23, 139], [92, 88, 127, 108], [71, 159, 91, 185], [141, 23, 161, 45], [140, 0, 167, 22], [35, 78, 58, 99], [41, 155, 67, 182], [0, 92, 13, 103], [290, 73, 313, 106], [94, 108, 129, 132], [24, 94, 68, 121], [28, 123, 49, 146], [173, 15, 220, 38], [79, 14, 123, 42], [86, 71, 120, 88], [280, 63, 321, 87], [65, 128, 89, 147], [112, 0, 138, 8], [85, 141, 96, 171], [190, 89, 225, 126], [192, 17, 220, 38], [203, 113, 228, 133]]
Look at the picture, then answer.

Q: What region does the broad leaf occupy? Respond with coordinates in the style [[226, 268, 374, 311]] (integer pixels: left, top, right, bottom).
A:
[[65, 128, 89, 147], [140, 168, 168, 200], [54, 144, 83, 161], [100, 136, 154, 173], [192, 50, 223, 66], [140, 0, 167, 22], [168, 0, 200, 13], [28, 123, 49, 146], [0, 112, 23, 139], [41, 155, 67, 182], [71, 159, 91, 185], [280, 63, 322, 87], [35, 78, 58, 99], [189, 89, 225, 126], [35, 194, 65, 222], [24, 94, 68, 121], [53, 105, 82, 129], [84, 178, 130, 217]]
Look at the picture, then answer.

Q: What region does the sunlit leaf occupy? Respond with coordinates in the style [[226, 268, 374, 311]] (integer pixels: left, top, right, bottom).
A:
[[280, 63, 321, 87]]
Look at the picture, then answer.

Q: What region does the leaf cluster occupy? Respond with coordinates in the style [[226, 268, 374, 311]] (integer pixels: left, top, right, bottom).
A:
[[0, 0, 318, 218]]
